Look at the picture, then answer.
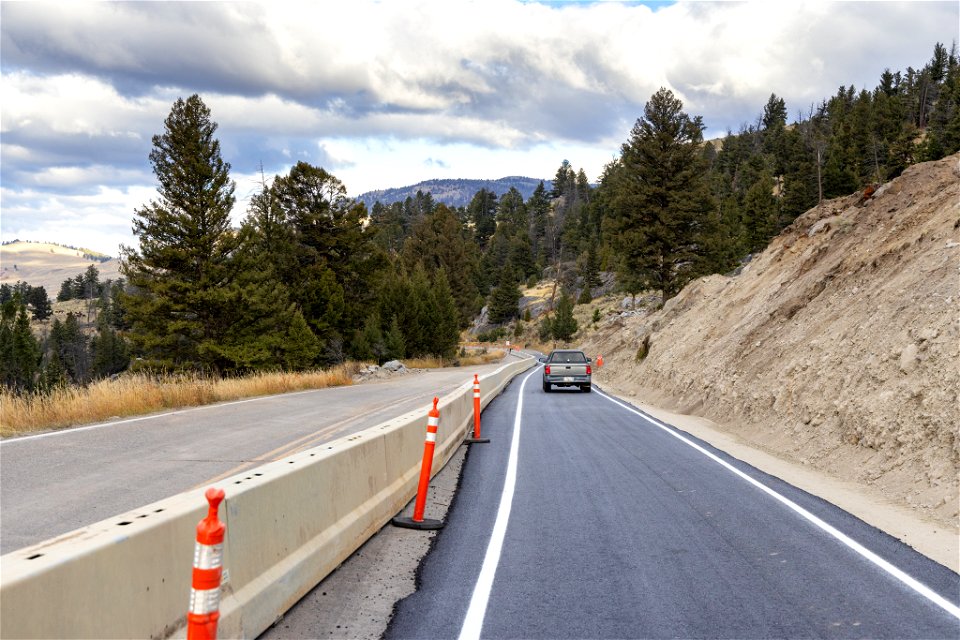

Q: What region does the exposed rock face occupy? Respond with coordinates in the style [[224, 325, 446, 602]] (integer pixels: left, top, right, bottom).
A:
[[583, 153, 960, 527]]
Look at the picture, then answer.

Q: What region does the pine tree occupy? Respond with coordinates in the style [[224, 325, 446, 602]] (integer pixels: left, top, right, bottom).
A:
[[1, 300, 42, 392], [91, 315, 130, 378], [526, 181, 551, 266], [27, 286, 53, 321], [384, 315, 406, 360], [430, 268, 460, 357], [58, 313, 90, 383], [352, 312, 386, 363], [551, 293, 578, 342], [120, 94, 239, 372], [57, 278, 74, 302], [400, 205, 481, 326], [468, 188, 498, 249], [265, 161, 385, 359], [605, 88, 718, 299], [487, 264, 521, 324]]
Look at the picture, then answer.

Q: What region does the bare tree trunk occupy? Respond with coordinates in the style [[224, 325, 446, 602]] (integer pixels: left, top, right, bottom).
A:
[[816, 146, 824, 204]]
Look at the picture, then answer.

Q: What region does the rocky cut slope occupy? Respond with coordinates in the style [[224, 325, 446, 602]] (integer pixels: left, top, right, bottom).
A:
[[585, 153, 960, 527]]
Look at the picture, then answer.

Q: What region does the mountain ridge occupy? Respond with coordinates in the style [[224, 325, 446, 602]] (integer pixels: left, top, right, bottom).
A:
[[354, 176, 548, 209]]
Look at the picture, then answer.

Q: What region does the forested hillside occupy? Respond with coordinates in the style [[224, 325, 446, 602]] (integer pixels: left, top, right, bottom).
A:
[[355, 177, 545, 210], [2, 42, 956, 395]]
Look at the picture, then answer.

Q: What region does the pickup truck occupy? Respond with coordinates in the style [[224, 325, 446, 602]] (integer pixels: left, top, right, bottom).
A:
[[540, 349, 592, 393]]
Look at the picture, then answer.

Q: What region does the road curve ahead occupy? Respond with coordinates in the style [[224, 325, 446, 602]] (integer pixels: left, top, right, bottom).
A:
[[386, 367, 960, 639], [0, 362, 512, 554]]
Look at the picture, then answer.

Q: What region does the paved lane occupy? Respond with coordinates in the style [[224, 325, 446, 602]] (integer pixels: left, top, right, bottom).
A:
[[0, 362, 511, 554], [386, 368, 960, 639]]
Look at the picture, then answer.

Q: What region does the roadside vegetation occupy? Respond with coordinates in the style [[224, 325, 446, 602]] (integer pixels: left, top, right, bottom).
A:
[[0, 366, 358, 438]]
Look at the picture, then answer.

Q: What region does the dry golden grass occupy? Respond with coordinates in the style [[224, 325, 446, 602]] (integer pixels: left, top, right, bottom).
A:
[[0, 365, 359, 438], [403, 349, 506, 370], [458, 349, 506, 366]]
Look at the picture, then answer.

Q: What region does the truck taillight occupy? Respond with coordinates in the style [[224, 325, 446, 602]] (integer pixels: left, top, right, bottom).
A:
[[544, 365, 550, 375], [586, 365, 592, 375]]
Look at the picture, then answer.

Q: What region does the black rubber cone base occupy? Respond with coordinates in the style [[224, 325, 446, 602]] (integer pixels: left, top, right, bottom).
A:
[[392, 516, 444, 530], [463, 437, 491, 444]]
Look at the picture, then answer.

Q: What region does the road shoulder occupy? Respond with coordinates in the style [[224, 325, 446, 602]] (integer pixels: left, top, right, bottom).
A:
[[600, 384, 959, 573]]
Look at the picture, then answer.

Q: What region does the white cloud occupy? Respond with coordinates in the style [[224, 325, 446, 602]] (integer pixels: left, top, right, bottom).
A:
[[0, 184, 158, 256], [1, 0, 957, 248]]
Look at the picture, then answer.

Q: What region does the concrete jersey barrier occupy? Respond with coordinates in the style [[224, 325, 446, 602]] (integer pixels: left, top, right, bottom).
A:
[[0, 356, 535, 639]]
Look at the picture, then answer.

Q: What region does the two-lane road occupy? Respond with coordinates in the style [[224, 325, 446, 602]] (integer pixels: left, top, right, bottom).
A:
[[386, 366, 960, 639], [0, 362, 511, 554]]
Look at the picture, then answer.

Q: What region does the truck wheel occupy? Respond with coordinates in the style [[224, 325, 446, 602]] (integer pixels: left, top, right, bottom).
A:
[[582, 385, 591, 393], [542, 381, 551, 393]]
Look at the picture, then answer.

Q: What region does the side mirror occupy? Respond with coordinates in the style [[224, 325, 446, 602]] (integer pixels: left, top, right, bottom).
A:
[[538, 357, 546, 363], [587, 358, 592, 362]]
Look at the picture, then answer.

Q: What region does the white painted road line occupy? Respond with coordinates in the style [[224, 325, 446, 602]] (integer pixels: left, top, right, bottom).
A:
[[458, 366, 540, 640], [595, 387, 960, 621]]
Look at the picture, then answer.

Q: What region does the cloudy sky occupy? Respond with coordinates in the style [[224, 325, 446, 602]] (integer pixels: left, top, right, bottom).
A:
[[1, 1, 956, 256]]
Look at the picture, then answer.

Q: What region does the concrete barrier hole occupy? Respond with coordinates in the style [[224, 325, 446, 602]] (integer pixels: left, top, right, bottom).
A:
[[26, 553, 43, 560], [117, 521, 132, 526], [153, 508, 164, 513]]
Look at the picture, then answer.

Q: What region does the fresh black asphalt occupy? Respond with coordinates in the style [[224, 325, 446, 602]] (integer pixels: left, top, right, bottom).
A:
[[385, 367, 960, 639]]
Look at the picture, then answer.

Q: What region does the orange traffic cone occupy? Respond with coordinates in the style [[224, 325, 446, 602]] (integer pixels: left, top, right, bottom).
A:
[[187, 488, 226, 640], [597, 354, 604, 368], [463, 374, 490, 444], [393, 398, 445, 530]]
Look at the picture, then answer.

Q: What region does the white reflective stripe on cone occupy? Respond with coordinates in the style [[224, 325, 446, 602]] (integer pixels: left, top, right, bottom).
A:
[[425, 432, 437, 443], [428, 416, 439, 427], [189, 587, 221, 615], [193, 543, 223, 570]]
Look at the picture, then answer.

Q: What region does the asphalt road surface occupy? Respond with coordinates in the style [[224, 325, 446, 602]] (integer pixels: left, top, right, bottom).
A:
[[0, 362, 510, 554], [385, 366, 960, 639]]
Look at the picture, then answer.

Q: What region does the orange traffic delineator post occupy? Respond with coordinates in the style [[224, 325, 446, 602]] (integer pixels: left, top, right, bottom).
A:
[[187, 487, 226, 640], [463, 374, 490, 444], [597, 354, 604, 368], [392, 398, 445, 530]]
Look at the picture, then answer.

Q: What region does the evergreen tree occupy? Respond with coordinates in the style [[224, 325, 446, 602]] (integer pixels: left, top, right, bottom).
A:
[[430, 268, 460, 357], [120, 94, 239, 372], [57, 278, 74, 302], [58, 313, 90, 383], [27, 286, 53, 321], [487, 264, 521, 324], [551, 293, 578, 342], [91, 315, 130, 378], [265, 161, 385, 359], [384, 315, 406, 360], [605, 88, 718, 299], [0, 298, 41, 392], [400, 205, 481, 326], [526, 181, 551, 265], [468, 188, 498, 249], [352, 312, 386, 363]]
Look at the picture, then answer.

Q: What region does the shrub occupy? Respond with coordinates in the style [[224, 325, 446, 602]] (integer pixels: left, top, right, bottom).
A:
[[635, 335, 651, 361]]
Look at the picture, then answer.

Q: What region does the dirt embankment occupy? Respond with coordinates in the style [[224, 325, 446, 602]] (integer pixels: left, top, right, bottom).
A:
[[582, 153, 959, 530]]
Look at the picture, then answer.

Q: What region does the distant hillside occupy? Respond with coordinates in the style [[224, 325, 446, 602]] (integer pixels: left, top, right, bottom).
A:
[[355, 176, 547, 209], [0, 241, 121, 293]]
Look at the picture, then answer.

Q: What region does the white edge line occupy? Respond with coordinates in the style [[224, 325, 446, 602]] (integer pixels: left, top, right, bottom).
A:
[[595, 387, 960, 620], [458, 366, 540, 640]]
